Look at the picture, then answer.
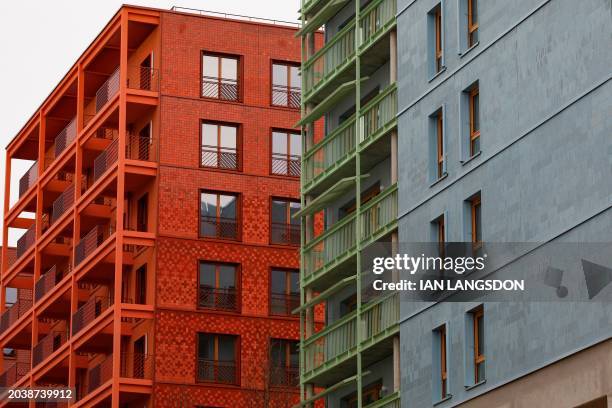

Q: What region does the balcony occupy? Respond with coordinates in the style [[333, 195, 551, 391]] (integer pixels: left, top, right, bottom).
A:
[[360, 85, 397, 148], [74, 225, 113, 267], [197, 287, 238, 312], [270, 293, 299, 317], [82, 355, 112, 398], [303, 311, 357, 381], [95, 68, 120, 112], [19, 161, 38, 198], [196, 359, 238, 385], [362, 293, 399, 345], [51, 185, 75, 224], [272, 85, 301, 109], [364, 392, 400, 408], [35, 265, 69, 302], [126, 132, 154, 162], [33, 329, 68, 366], [201, 146, 238, 170], [270, 223, 300, 246], [359, 0, 396, 53], [0, 296, 32, 334], [53, 117, 77, 159], [269, 365, 299, 387], [71, 296, 112, 335], [93, 138, 119, 182], [271, 153, 301, 177], [120, 352, 154, 380], [202, 76, 239, 101], [359, 184, 398, 245], [127, 66, 159, 92], [0, 361, 29, 388], [16, 224, 36, 259]]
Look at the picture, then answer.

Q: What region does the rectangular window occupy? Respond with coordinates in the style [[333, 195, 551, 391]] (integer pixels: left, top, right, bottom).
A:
[[469, 85, 480, 156], [198, 262, 239, 312], [137, 193, 148, 232], [471, 194, 482, 249], [135, 264, 147, 305], [433, 214, 445, 257], [202, 53, 239, 101], [468, 0, 479, 47], [430, 108, 446, 181], [434, 5, 443, 73], [433, 324, 449, 401], [269, 339, 299, 387], [270, 198, 300, 246], [271, 130, 301, 177], [200, 191, 239, 240], [272, 62, 301, 109], [472, 306, 485, 383], [201, 122, 239, 170], [270, 269, 299, 316], [197, 333, 238, 384]]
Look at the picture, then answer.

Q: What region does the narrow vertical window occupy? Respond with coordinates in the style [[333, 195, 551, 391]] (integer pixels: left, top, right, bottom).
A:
[[471, 194, 481, 249], [201, 122, 239, 170], [433, 324, 449, 400], [436, 215, 445, 256], [202, 53, 239, 101], [469, 85, 480, 156], [434, 5, 443, 73], [270, 269, 299, 316], [467, 0, 479, 47], [436, 111, 445, 179], [269, 339, 299, 387], [136, 193, 148, 232], [473, 306, 485, 382], [270, 199, 301, 246], [200, 191, 239, 240], [440, 325, 448, 398], [272, 62, 301, 108], [271, 130, 301, 177]]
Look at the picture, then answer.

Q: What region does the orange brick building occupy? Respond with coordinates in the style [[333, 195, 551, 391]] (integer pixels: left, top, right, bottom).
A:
[[0, 5, 319, 407]]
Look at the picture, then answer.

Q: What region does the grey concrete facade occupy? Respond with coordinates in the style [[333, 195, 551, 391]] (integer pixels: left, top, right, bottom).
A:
[[396, 0, 612, 406]]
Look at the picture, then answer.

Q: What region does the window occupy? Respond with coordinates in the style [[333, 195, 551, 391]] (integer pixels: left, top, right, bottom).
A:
[[137, 193, 148, 232], [469, 86, 480, 156], [471, 194, 481, 249], [198, 262, 239, 312], [433, 214, 446, 257], [342, 381, 383, 408], [270, 199, 300, 246], [135, 265, 147, 305], [428, 3, 444, 76], [467, 0, 479, 47], [201, 53, 239, 101], [433, 324, 449, 401], [430, 108, 446, 181], [201, 122, 239, 170], [271, 130, 301, 177], [200, 191, 239, 240], [472, 306, 485, 383], [197, 333, 238, 384], [269, 339, 299, 387], [272, 62, 301, 109], [340, 294, 357, 317], [270, 269, 299, 316]]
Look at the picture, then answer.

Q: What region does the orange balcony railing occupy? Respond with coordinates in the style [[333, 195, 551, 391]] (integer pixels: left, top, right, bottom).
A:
[[269, 293, 299, 317], [74, 225, 113, 266], [95, 68, 120, 112], [269, 365, 299, 387], [19, 161, 38, 197], [120, 352, 154, 380], [71, 296, 112, 336], [126, 133, 154, 162], [0, 295, 33, 334], [199, 216, 238, 240], [51, 185, 75, 224], [84, 355, 113, 396], [0, 361, 29, 388], [271, 153, 300, 177], [93, 138, 119, 182], [54, 117, 77, 158], [196, 359, 237, 385], [272, 85, 301, 109], [127, 66, 159, 92], [33, 329, 68, 367], [197, 287, 238, 312], [270, 222, 300, 246], [16, 224, 36, 259], [202, 76, 239, 101], [35, 265, 70, 302]]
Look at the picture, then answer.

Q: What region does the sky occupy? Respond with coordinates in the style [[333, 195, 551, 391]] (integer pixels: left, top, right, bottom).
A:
[[0, 0, 299, 245]]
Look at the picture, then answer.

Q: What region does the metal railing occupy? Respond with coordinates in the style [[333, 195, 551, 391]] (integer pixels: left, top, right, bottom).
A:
[[85, 355, 113, 395], [54, 117, 77, 158], [202, 76, 239, 101], [360, 86, 397, 145], [270, 293, 299, 317], [197, 287, 239, 312], [270, 223, 300, 246], [95, 68, 120, 112], [269, 365, 299, 387], [201, 146, 238, 170], [33, 329, 68, 366], [74, 225, 113, 266], [364, 392, 401, 408], [303, 312, 357, 374], [303, 117, 356, 187], [35, 265, 68, 302], [360, 0, 396, 50], [0, 361, 29, 388], [196, 359, 237, 384], [271, 153, 300, 177], [360, 185, 398, 242], [19, 161, 38, 197], [127, 66, 159, 92], [16, 224, 36, 259], [93, 138, 119, 182], [272, 85, 301, 109], [362, 293, 399, 342], [199, 216, 238, 240], [171, 6, 300, 28], [0, 295, 33, 334], [51, 185, 75, 224], [126, 133, 153, 161], [71, 296, 113, 335], [303, 21, 356, 96], [303, 215, 356, 279], [120, 352, 154, 380]]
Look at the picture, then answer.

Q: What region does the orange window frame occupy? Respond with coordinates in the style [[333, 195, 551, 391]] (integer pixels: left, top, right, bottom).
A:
[[469, 86, 480, 156], [270, 129, 301, 177], [200, 121, 241, 170], [437, 216, 445, 256], [200, 191, 240, 240], [201, 52, 241, 101], [471, 195, 481, 249], [473, 307, 485, 382], [436, 112, 444, 178], [434, 6, 443, 72], [440, 325, 448, 398], [467, 0, 479, 47], [271, 62, 300, 108]]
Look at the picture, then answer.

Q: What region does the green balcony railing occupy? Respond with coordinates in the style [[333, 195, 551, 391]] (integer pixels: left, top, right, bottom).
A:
[[304, 214, 356, 280], [360, 85, 397, 146], [364, 392, 401, 408], [303, 21, 356, 98], [362, 292, 399, 343], [302, 0, 327, 15], [360, 0, 397, 51], [303, 116, 356, 189], [360, 184, 398, 243], [303, 311, 357, 374]]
